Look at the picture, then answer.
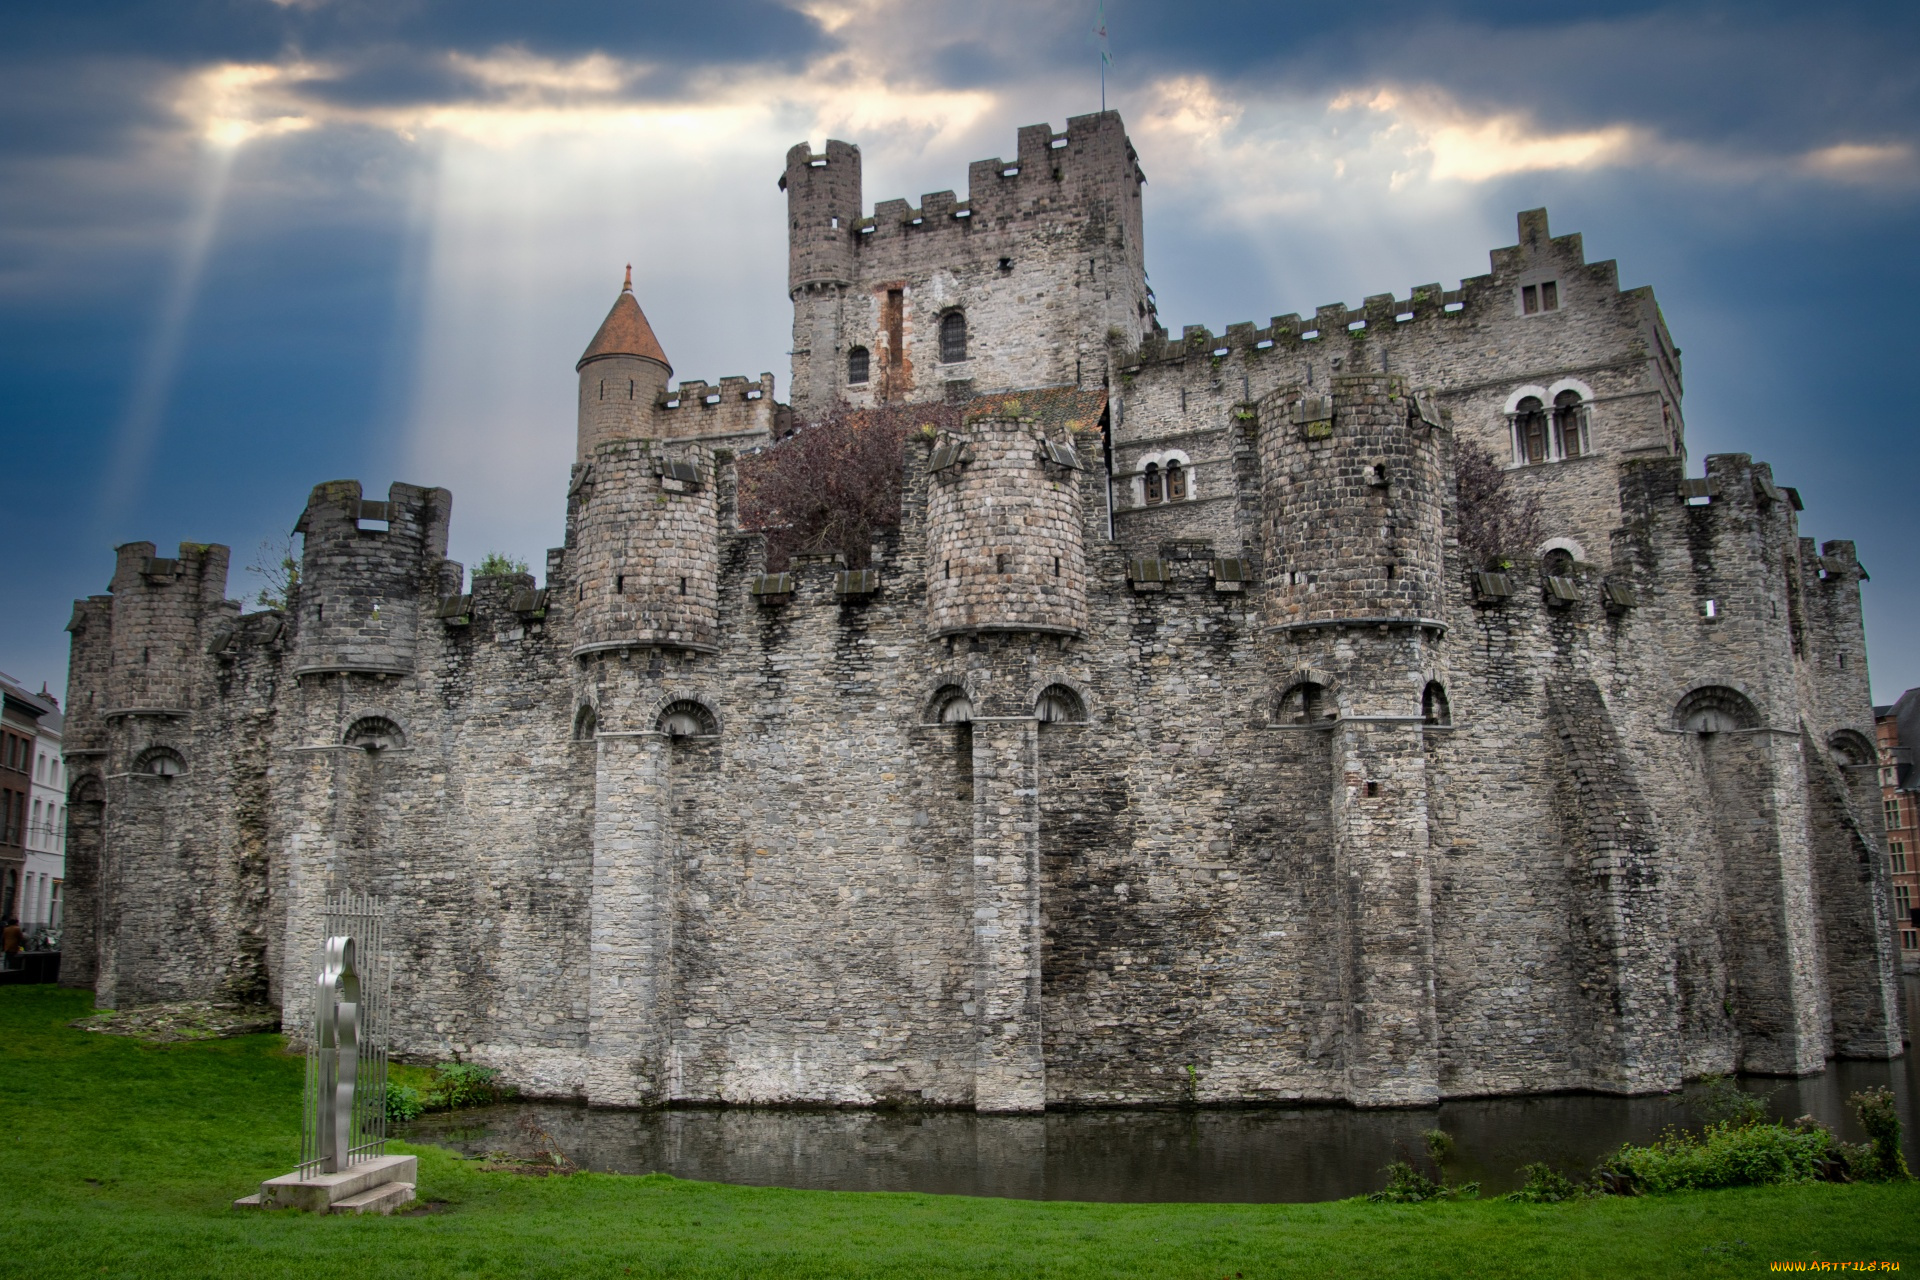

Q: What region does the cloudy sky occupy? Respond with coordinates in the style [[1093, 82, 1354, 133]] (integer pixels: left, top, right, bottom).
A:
[[2, 0, 1916, 702]]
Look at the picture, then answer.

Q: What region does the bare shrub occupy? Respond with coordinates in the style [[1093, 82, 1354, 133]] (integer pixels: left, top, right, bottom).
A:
[[1454, 438, 1542, 570], [739, 402, 965, 570]]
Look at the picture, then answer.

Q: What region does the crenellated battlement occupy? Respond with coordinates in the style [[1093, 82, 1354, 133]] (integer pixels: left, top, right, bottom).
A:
[[291, 479, 453, 677]]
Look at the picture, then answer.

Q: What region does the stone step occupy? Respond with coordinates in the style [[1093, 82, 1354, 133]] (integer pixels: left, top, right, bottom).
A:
[[329, 1181, 416, 1216], [258, 1154, 419, 1212], [231, 1193, 263, 1209]]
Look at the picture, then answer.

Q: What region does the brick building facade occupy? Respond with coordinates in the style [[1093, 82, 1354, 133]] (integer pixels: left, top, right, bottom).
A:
[[1876, 691, 1920, 971], [58, 112, 1905, 1108]]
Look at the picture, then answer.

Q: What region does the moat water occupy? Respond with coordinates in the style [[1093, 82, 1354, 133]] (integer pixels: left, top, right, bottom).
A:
[[401, 977, 1920, 1202]]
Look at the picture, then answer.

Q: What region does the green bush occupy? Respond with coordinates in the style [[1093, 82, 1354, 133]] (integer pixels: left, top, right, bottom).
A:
[[474, 552, 529, 578], [1507, 1162, 1582, 1203], [384, 1082, 424, 1123], [1597, 1120, 1830, 1193], [1848, 1087, 1912, 1181], [1369, 1158, 1477, 1204], [433, 1062, 507, 1109]]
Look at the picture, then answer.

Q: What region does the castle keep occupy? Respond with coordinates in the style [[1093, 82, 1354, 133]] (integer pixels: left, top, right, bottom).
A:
[[59, 112, 1905, 1109]]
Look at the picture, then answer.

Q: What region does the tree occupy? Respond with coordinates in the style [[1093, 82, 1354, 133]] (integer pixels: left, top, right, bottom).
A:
[[474, 552, 529, 578], [1453, 439, 1542, 570], [738, 402, 965, 570], [246, 536, 300, 612]]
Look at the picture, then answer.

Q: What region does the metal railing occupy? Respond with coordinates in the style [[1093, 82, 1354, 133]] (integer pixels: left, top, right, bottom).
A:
[[296, 891, 391, 1178]]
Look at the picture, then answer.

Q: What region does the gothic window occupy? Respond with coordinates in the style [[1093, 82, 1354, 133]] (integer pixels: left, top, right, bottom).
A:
[[1035, 685, 1085, 723], [930, 686, 973, 723], [1276, 682, 1327, 726], [657, 700, 718, 738], [1674, 686, 1759, 735], [1166, 459, 1186, 501], [574, 705, 597, 741], [939, 310, 968, 364], [135, 746, 185, 777], [1143, 462, 1163, 505], [1422, 682, 1451, 726], [847, 346, 870, 385], [1554, 390, 1588, 458], [1514, 396, 1549, 465], [344, 716, 405, 752]]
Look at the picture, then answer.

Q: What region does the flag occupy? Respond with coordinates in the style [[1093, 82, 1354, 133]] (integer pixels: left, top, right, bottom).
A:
[[1093, 2, 1112, 67]]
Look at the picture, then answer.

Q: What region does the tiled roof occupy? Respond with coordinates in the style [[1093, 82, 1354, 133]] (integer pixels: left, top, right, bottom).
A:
[[577, 267, 671, 372], [963, 386, 1108, 433]]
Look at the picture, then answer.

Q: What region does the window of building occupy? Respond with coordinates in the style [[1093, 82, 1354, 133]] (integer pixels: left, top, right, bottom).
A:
[[939, 311, 967, 363], [1893, 840, 1908, 874], [1143, 462, 1163, 505], [1422, 682, 1451, 726], [1542, 548, 1576, 579], [1521, 281, 1559, 314], [1904, 929, 1919, 952], [1553, 390, 1588, 458], [657, 700, 718, 738], [1166, 459, 1186, 501], [344, 717, 405, 752], [1514, 396, 1549, 464], [137, 748, 184, 777], [1896, 882, 1913, 914], [1889, 797, 1903, 830], [847, 346, 870, 385], [1277, 682, 1327, 725], [1035, 685, 1086, 723]]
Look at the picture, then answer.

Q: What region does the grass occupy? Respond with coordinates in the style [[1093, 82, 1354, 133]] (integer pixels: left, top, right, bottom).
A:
[[3, 985, 1916, 1279]]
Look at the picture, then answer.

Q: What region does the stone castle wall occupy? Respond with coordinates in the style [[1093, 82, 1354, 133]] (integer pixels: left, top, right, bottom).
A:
[[58, 114, 1904, 1109]]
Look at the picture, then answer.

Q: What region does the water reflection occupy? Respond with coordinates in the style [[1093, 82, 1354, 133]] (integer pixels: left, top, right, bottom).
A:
[[403, 978, 1918, 1203]]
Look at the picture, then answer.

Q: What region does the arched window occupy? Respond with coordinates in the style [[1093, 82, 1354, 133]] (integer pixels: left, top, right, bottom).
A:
[[345, 716, 405, 751], [1035, 685, 1085, 723], [1514, 396, 1549, 465], [1165, 459, 1186, 501], [1542, 548, 1575, 579], [939, 311, 967, 364], [1553, 390, 1588, 458], [1276, 682, 1327, 726], [134, 746, 185, 777], [1143, 462, 1163, 505], [1674, 686, 1759, 735], [1422, 682, 1451, 726], [930, 686, 973, 723], [657, 700, 717, 738], [847, 346, 870, 385], [574, 704, 598, 741]]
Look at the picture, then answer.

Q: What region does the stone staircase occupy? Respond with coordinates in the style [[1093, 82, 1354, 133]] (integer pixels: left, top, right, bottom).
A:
[[233, 1154, 417, 1215]]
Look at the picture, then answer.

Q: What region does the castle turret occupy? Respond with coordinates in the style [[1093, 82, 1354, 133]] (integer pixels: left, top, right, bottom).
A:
[[291, 480, 452, 677], [104, 541, 232, 713], [924, 403, 1090, 638], [781, 139, 862, 420], [576, 268, 674, 463], [1259, 373, 1445, 627]]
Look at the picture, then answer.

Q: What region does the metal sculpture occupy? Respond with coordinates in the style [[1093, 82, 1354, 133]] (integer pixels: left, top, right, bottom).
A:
[[298, 891, 391, 1179]]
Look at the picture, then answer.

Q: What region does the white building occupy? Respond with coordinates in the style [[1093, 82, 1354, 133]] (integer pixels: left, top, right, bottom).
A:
[[23, 701, 64, 934]]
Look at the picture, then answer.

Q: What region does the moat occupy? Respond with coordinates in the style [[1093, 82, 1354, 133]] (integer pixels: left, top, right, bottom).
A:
[[400, 981, 1920, 1203]]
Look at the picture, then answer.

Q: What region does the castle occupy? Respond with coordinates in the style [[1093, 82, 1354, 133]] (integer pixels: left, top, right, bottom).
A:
[[58, 112, 1905, 1109]]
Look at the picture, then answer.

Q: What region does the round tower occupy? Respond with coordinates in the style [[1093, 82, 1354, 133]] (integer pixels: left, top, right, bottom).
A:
[[781, 139, 861, 421], [568, 442, 719, 655], [290, 480, 452, 677], [1259, 373, 1445, 628], [576, 267, 673, 464], [924, 409, 1088, 637], [104, 540, 231, 713]]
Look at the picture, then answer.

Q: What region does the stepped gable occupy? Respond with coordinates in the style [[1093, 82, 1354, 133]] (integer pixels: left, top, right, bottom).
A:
[[577, 267, 670, 372]]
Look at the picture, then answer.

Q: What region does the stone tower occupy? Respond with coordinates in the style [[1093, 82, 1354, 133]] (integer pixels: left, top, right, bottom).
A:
[[782, 114, 1152, 421], [291, 480, 453, 678], [566, 279, 719, 657], [1259, 373, 1448, 1106], [576, 266, 675, 463]]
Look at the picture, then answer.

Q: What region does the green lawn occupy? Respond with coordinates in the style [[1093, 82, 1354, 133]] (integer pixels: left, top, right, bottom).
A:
[[3, 986, 1914, 1279]]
